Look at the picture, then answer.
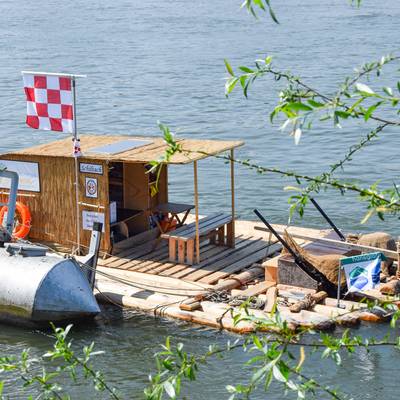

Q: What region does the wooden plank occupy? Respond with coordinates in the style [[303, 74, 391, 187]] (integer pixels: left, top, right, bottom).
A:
[[137, 242, 212, 274], [173, 236, 258, 280], [169, 238, 176, 262], [187, 239, 194, 265], [277, 284, 317, 295], [217, 226, 225, 245], [234, 281, 276, 297], [265, 286, 278, 313], [163, 214, 232, 241], [161, 213, 224, 238], [178, 240, 186, 264], [198, 242, 282, 284], [194, 160, 200, 264], [177, 215, 232, 241], [104, 238, 167, 267], [138, 240, 212, 276], [161, 244, 240, 278], [227, 221, 234, 248], [168, 235, 249, 279], [106, 241, 168, 269], [230, 148, 235, 244], [96, 266, 210, 295], [124, 252, 171, 272], [110, 227, 160, 254]]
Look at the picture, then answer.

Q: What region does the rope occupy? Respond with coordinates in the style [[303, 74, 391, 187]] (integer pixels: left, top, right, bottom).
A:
[[13, 236, 207, 295]]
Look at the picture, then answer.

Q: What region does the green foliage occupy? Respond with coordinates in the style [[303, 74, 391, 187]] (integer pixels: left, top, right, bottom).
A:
[[147, 122, 182, 196], [0, 324, 119, 399], [144, 306, 400, 400], [241, 0, 279, 23], [222, 49, 400, 221]]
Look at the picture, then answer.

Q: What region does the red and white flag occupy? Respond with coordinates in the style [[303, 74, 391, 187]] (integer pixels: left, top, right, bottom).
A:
[[22, 72, 74, 133]]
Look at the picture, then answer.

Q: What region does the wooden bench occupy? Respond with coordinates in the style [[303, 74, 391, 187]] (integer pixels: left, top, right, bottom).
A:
[[161, 213, 234, 265]]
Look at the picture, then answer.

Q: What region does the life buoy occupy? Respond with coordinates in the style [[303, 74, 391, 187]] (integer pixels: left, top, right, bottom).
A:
[[0, 202, 32, 239]]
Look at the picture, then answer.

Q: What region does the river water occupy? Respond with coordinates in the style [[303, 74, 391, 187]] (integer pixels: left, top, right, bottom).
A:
[[1, 0, 400, 398]]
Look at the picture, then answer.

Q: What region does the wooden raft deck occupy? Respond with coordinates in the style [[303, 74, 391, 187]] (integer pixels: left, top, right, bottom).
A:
[[98, 231, 282, 286], [94, 220, 398, 333]]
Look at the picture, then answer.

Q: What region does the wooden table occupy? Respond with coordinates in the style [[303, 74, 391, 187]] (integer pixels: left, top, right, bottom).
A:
[[150, 202, 194, 234]]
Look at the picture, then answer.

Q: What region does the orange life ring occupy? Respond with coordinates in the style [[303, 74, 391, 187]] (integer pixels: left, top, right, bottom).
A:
[[0, 201, 32, 239]]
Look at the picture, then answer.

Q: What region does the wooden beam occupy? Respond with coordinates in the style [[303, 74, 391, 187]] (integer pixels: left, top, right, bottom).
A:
[[230, 148, 235, 247], [193, 161, 200, 264], [255, 226, 398, 259]]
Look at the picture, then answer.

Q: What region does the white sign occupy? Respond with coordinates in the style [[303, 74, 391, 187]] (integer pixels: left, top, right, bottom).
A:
[[82, 210, 105, 232], [85, 177, 98, 198], [80, 162, 103, 175], [0, 160, 40, 192], [109, 201, 117, 224]]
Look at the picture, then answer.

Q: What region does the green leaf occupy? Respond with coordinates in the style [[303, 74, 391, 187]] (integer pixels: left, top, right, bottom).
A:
[[355, 82, 375, 96], [307, 99, 324, 108], [239, 75, 247, 90], [224, 59, 234, 76], [164, 381, 176, 398], [334, 110, 350, 119], [272, 365, 287, 383], [267, 3, 279, 24], [251, 364, 268, 384], [225, 77, 239, 96], [239, 66, 254, 73], [284, 186, 301, 192], [383, 86, 393, 96], [364, 102, 382, 121], [253, 0, 266, 10], [265, 55, 273, 65], [286, 102, 313, 112]]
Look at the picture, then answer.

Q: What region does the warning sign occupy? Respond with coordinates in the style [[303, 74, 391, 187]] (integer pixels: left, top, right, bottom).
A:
[[82, 210, 105, 232], [85, 177, 98, 198]]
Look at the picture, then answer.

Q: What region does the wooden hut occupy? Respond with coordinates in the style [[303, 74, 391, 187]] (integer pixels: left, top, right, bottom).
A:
[[0, 135, 243, 256]]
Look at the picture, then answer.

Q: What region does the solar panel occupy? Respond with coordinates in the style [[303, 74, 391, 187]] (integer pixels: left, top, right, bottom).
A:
[[87, 139, 153, 155]]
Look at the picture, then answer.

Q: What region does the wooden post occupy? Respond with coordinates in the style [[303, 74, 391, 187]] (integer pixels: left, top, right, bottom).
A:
[[228, 148, 235, 247], [397, 239, 400, 279], [194, 161, 200, 264]]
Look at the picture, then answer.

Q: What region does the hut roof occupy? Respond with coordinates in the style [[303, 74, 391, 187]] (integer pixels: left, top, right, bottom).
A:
[[5, 134, 243, 164]]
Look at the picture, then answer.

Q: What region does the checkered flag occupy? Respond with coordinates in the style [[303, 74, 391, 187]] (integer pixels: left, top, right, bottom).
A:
[[22, 72, 74, 133]]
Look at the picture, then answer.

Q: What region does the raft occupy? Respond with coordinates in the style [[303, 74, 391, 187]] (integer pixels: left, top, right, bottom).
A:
[[93, 219, 399, 333]]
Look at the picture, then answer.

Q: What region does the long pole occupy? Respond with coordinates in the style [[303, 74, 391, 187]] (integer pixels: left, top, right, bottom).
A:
[[310, 198, 346, 241], [194, 161, 200, 264], [230, 149, 235, 247], [72, 77, 81, 254]]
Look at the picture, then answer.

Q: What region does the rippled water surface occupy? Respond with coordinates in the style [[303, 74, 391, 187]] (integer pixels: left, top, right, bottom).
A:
[[1, 0, 400, 398]]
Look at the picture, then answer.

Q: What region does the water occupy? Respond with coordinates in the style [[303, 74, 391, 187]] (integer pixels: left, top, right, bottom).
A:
[[0, 0, 400, 398]]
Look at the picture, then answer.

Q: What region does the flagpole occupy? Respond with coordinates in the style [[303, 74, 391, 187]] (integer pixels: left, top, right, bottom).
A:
[[72, 77, 81, 254]]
